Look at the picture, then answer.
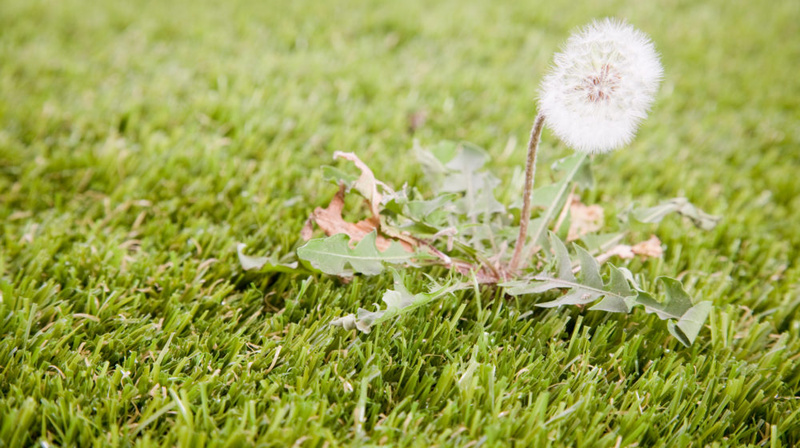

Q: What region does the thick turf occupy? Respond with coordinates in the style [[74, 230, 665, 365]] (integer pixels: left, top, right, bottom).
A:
[[1, 0, 799, 446]]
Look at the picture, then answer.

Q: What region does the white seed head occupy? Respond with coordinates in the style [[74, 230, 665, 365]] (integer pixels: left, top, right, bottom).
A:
[[538, 18, 663, 154]]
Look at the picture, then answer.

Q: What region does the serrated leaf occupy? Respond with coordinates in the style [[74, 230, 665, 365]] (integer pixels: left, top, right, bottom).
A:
[[630, 198, 720, 230], [607, 265, 634, 296], [575, 245, 602, 289], [330, 314, 372, 333], [413, 141, 453, 188], [455, 172, 505, 218], [445, 142, 489, 173], [503, 280, 563, 295], [589, 293, 636, 313], [635, 277, 693, 320], [236, 244, 300, 273], [504, 234, 636, 310], [331, 269, 457, 333], [321, 165, 359, 189], [552, 234, 576, 282], [638, 278, 711, 345], [406, 194, 459, 221], [536, 288, 600, 308], [589, 265, 636, 312], [297, 232, 414, 276], [667, 301, 713, 346], [440, 143, 491, 194]]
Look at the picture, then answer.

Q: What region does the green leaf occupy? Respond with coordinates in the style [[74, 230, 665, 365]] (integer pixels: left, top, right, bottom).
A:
[[589, 266, 636, 313], [321, 165, 359, 189], [525, 153, 588, 250], [297, 232, 415, 276], [502, 236, 709, 344], [580, 233, 625, 253], [667, 301, 713, 347], [504, 234, 636, 309], [413, 141, 453, 186], [331, 270, 457, 333], [575, 245, 602, 289], [530, 183, 563, 208], [635, 277, 693, 320], [552, 153, 594, 190], [405, 194, 459, 221], [635, 277, 711, 345], [553, 234, 576, 282], [236, 244, 300, 273], [454, 172, 505, 218], [444, 142, 489, 173], [630, 198, 720, 230]]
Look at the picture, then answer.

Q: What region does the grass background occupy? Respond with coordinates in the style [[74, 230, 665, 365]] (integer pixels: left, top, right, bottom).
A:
[[1, 0, 799, 446]]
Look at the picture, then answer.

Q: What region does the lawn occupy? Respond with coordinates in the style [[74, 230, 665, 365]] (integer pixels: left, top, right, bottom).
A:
[[1, 0, 799, 446]]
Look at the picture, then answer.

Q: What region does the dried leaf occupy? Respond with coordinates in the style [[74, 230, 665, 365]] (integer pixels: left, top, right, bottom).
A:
[[631, 235, 663, 258], [407, 110, 428, 133], [304, 185, 407, 252], [567, 195, 604, 241], [333, 151, 386, 218], [300, 216, 314, 241], [596, 235, 663, 264], [596, 245, 635, 264]]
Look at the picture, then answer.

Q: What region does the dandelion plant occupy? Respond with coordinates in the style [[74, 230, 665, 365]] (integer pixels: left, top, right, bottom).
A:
[[240, 18, 718, 346]]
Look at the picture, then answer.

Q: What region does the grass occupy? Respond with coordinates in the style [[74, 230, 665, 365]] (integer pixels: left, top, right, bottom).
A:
[[1, 0, 799, 446]]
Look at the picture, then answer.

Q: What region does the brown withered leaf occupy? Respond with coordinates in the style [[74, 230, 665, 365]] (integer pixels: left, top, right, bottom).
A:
[[333, 151, 385, 219], [567, 195, 604, 242], [407, 110, 428, 134], [305, 185, 410, 252], [631, 235, 663, 258], [596, 235, 663, 264], [300, 216, 315, 241]]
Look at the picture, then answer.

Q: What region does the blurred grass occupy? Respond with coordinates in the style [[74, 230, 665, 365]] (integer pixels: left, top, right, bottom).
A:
[[1, 0, 799, 446]]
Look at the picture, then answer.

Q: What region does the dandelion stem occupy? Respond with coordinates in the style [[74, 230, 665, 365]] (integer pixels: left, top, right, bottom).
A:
[[509, 112, 545, 273]]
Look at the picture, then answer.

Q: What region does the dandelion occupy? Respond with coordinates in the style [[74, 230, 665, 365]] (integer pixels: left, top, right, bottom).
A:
[[539, 18, 663, 154], [509, 18, 663, 272]]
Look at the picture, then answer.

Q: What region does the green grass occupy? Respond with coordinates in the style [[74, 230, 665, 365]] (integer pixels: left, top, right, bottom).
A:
[[2, 0, 799, 446]]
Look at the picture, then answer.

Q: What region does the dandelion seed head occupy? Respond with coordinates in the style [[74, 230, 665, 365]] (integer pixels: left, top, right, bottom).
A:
[[539, 18, 663, 154]]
